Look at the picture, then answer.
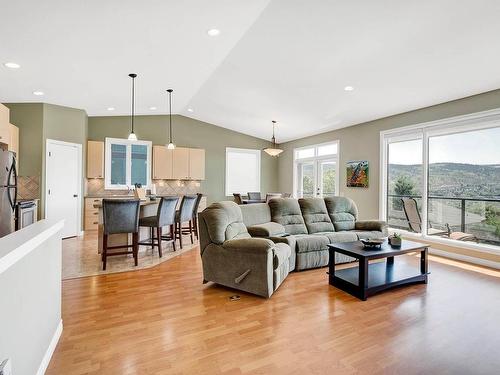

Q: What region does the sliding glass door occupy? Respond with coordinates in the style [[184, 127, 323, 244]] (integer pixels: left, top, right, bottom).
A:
[[381, 111, 500, 250], [385, 134, 423, 232]]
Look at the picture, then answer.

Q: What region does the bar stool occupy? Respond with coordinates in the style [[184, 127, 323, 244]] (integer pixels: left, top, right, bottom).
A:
[[138, 196, 178, 257], [102, 199, 140, 271], [175, 195, 198, 249], [191, 193, 203, 241]]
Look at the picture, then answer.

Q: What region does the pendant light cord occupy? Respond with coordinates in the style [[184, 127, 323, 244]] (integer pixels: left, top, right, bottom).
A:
[[169, 91, 172, 143], [129, 73, 137, 134]]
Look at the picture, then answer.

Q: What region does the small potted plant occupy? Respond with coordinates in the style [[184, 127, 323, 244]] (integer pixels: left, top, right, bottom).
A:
[[389, 232, 402, 247]]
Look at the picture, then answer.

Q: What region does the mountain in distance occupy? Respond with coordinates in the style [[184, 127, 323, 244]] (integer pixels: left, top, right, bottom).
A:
[[388, 163, 500, 199]]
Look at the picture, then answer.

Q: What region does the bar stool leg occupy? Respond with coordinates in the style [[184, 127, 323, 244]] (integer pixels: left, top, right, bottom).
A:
[[102, 234, 108, 271], [133, 232, 139, 266], [170, 224, 176, 251], [178, 222, 183, 249], [157, 226, 162, 258], [189, 220, 194, 244]]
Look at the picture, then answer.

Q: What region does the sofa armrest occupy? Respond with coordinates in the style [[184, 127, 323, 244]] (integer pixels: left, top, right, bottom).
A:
[[247, 222, 286, 237], [355, 220, 388, 235], [222, 238, 275, 254]]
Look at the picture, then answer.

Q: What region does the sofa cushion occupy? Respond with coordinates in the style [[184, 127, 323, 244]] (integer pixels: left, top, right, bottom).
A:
[[269, 236, 296, 271], [352, 230, 384, 240], [273, 243, 292, 269], [299, 198, 335, 233], [200, 201, 250, 245], [316, 231, 358, 243], [324, 196, 359, 231], [240, 203, 271, 226], [294, 234, 330, 253], [269, 198, 308, 235], [247, 222, 286, 237]]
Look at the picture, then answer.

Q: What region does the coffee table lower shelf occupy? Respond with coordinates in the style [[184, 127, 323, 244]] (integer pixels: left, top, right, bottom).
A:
[[330, 261, 428, 300]]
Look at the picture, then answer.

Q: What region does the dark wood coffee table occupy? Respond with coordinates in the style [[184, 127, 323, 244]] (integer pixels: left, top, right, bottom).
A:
[[327, 240, 429, 300]]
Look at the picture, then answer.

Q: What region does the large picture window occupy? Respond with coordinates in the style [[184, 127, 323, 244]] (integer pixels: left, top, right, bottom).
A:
[[225, 148, 261, 196], [105, 138, 152, 190], [293, 141, 339, 198], [380, 110, 500, 251]]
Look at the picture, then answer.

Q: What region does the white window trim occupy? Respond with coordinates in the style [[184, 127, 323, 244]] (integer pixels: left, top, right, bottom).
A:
[[292, 140, 340, 198], [379, 107, 500, 255], [225, 147, 261, 196], [105, 137, 152, 190]]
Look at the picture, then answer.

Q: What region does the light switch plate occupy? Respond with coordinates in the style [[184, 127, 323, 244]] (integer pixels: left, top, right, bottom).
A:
[[0, 359, 12, 375]]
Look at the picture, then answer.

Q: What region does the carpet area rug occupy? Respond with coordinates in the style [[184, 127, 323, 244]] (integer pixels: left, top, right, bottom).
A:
[[62, 232, 197, 279]]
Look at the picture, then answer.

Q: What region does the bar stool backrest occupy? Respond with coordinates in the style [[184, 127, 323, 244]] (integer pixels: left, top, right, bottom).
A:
[[103, 199, 140, 235]]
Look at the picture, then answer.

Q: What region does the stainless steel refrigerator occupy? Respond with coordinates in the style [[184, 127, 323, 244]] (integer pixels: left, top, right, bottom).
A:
[[0, 148, 17, 237]]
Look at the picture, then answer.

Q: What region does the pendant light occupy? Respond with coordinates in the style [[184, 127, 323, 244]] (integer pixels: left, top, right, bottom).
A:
[[263, 120, 283, 157], [127, 73, 138, 141], [166, 89, 175, 149]]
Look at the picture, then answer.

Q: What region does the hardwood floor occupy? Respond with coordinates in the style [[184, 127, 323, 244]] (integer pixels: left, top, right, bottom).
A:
[[47, 245, 500, 374]]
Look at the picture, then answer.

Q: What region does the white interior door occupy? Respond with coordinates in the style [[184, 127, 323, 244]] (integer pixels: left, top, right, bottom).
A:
[[46, 140, 81, 238]]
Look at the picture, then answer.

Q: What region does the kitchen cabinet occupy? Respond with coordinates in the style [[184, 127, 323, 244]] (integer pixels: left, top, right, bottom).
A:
[[84, 197, 102, 231], [172, 147, 190, 179], [0, 104, 10, 145], [8, 124, 19, 155], [189, 148, 205, 180], [152, 145, 173, 179], [87, 140, 104, 178]]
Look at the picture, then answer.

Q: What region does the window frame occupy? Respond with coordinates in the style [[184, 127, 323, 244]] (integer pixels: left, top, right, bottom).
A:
[[104, 137, 152, 190], [225, 147, 261, 196], [379, 108, 500, 255], [293, 140, 340, 198]]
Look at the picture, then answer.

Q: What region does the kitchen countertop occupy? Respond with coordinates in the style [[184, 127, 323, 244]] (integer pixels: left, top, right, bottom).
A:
[[92, 199, 159, 208]]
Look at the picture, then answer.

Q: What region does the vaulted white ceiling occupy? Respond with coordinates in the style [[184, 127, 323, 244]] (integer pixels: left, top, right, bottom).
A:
[[1, 0, 500, 142]]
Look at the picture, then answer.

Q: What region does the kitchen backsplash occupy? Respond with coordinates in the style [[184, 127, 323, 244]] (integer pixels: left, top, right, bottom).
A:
[[85, 178, 202, 197], [17, 176, 40, 200]]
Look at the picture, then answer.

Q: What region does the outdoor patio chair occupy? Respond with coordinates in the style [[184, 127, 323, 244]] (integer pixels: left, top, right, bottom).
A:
[[401, 197, 477, 242]]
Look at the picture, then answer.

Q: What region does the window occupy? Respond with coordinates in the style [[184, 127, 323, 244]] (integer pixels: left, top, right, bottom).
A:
[[105, 138, 152, 190], [293, 141, 339, 198], [225, 148, 261, 196], [380, 109, 500, 251]]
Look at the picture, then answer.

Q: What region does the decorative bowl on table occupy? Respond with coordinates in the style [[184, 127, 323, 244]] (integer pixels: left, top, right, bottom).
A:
[[360, 238, 385, 249]]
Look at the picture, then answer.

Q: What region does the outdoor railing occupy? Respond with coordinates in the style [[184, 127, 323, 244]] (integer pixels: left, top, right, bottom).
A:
[[387, 194, 500, 246]]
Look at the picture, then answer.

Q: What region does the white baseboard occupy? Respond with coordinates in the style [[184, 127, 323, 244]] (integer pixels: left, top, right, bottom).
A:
[[429, 248, 500, 270], [36, 319, 63, 375]]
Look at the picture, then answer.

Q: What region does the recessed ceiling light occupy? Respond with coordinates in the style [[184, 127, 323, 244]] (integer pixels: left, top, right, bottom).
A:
[[4, 62, 20, 69], [187, 108, 194, 113], [149, 106, 157, 110], [207, 28, 220, 37], [344, 86, 354, 91], [33, 90, 44, 96], [107, 107, 115, 111]]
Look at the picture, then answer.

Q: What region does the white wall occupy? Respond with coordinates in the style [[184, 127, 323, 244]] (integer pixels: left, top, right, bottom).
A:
[[0, 220, 63, 375]]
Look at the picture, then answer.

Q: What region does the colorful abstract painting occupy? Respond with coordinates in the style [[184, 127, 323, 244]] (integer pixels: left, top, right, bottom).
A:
[[346, 161, 369, 187]]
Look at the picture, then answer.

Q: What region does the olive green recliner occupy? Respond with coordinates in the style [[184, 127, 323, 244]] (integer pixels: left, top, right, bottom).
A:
[[198, 201, 292, 298]]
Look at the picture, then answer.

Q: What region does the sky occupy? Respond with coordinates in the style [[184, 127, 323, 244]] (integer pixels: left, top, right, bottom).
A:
[[388, 127, 500, 165]]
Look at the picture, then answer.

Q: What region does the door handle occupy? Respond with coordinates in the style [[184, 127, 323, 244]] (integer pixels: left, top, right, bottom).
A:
[[73, 194, 78, 198]]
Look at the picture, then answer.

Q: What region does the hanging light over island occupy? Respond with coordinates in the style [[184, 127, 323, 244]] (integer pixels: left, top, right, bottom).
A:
[[166, 89, 175, 149], [127, 73, 138, 141], [263, 120, 283, 156]]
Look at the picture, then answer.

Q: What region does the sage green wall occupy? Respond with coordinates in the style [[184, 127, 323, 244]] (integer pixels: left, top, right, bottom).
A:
[[3, 103, 88, 220], [278, 89, 500, 220], [88, 115, 279, 203], [4, 103, 44, 177]]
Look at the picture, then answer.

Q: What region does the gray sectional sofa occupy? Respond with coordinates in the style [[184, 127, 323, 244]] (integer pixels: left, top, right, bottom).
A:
[[198, 196, 387, 298]]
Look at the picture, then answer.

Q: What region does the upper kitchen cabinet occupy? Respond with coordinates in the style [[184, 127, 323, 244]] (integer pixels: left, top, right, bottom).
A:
[[152, 145, 173, 179], [189, 148, 205, 180], [170, 147, 205, 180], [172, 147, 190, 180], [8, 124, 19, 155], [0, 104, 10, 145], [87, 140, 104, 178]]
